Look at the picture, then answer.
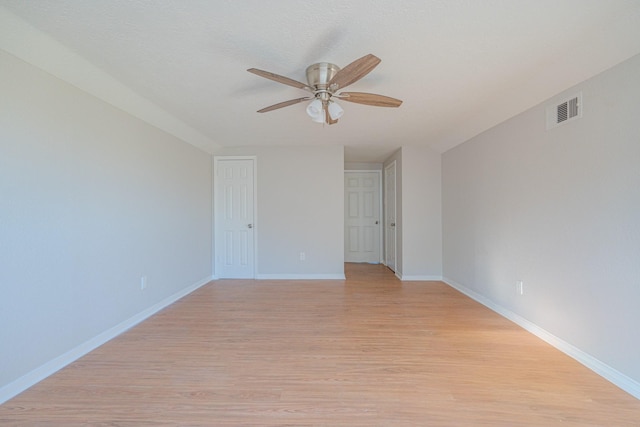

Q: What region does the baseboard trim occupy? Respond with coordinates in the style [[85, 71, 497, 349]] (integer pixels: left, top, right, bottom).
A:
[[0, 275, 213, 405], [255, 274, 346, 280], [398, 275, 443, 281], [443, 276, 640, 400]]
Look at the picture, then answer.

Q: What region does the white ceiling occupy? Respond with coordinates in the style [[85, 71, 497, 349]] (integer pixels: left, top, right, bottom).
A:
[[3, 0, 640, 162]]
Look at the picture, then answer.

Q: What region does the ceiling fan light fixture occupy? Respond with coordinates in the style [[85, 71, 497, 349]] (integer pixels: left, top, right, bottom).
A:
[[311, 112, 325, 123], [306, 98, 323, 121], [328, 101, 344, 120]]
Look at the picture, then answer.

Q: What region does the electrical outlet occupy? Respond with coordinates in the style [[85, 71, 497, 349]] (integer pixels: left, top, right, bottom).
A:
[[299, 252, 306, 261], [141, 276, 147, 291], [516, 281, 524, 295]]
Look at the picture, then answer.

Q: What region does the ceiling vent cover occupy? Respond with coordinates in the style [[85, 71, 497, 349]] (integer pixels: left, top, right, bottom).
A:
[[546, 92, 582, 130]]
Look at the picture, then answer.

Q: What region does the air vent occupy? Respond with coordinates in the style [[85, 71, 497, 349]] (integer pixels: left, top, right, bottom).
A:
[[546, 92, 582, 130]]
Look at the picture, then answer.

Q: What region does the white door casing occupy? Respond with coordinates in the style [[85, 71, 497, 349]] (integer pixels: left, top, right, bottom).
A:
[[344, 171, 382, 263], [384, 161, 397, 272], [214, 157, 256, 278]]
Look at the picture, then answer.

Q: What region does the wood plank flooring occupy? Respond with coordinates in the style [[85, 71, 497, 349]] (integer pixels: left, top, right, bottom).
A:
[[2, 263, 639, 426]]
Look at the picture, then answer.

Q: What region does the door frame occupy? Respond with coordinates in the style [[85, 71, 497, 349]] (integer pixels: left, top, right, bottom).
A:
[[213, 156, 258, 279], [344, 169, 383, 263], [384, 161, 397, 271]]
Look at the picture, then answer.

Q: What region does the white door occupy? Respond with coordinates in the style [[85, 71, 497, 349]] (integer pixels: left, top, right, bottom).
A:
[[344, 171, 381, 263], [384, 162, 397, 272], [214, 158, 255, 278]]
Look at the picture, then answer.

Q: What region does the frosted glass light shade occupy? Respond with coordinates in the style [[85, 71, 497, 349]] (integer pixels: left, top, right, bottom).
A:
[[306, 99, 323, 120], [328, 101, 344, 120]]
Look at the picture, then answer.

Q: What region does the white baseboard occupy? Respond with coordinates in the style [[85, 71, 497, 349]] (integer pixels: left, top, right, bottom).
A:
[[443, 276, 640, 400], [398, 275, 443, 281], [0, 275, 213, 405], [255, 274, 345, 280]]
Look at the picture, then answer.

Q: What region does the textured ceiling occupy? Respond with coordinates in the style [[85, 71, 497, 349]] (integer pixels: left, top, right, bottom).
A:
[[2, 0, 640, 162]]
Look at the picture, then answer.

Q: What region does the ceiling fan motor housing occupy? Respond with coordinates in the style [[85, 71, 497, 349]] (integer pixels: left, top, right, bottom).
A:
[[306, 62, 341, 91]]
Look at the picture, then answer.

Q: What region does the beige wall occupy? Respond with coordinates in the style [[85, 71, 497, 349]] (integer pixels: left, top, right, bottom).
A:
[[443, 53, 640, 390], [0, 51, 213, 396], [214, 146, 345, 278]]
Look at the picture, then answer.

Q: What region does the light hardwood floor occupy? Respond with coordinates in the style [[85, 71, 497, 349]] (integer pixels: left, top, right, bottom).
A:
[[2, 263, 639, 426]]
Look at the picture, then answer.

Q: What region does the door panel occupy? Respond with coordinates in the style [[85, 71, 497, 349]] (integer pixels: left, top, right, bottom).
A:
[[215, 158, 255, 278], [384, 162, 396, 271], [384, 162, 397, 272], [344, 171, 381, 263]]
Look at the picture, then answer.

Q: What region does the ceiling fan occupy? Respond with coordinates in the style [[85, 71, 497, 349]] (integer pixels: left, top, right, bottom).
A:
[[247, 54, 402, 125]]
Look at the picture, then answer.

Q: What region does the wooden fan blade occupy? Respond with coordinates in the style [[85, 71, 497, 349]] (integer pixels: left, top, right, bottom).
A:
[[339, 92, 403, 108], [247, 68, 311, 90], [327, 54, 381, 90], [324, 101, 338, 125], [257, 97, 310, 113]]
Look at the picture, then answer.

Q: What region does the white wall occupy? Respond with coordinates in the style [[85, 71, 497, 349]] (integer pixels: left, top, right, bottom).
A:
[[400, 146, 442, 279], [214, 146, 344, 278], [344, 162, 382, 171], [0, 51, 213, 397], [382, 147, 442, 280], [442, 54, 640, 389]]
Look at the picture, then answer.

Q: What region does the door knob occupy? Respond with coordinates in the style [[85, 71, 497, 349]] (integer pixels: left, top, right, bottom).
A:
[[375, 220, 379, 225], [247, 224, 253, 229], [391, 222, 396, 227]]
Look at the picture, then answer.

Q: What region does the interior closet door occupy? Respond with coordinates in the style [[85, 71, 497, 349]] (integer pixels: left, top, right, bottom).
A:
[[344, 171, 381, 263], [384, 162, 397, 272], [214, 158, 256, 278]]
